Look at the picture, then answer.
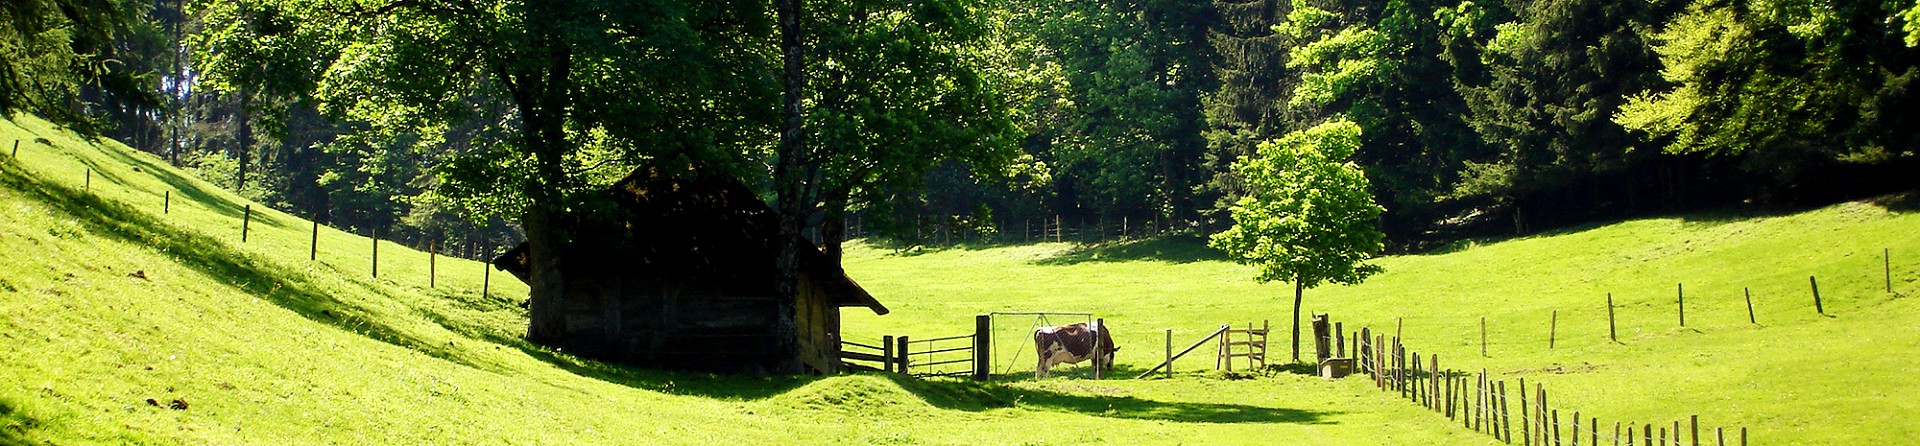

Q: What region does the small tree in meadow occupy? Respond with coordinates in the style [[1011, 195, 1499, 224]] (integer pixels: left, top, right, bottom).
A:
[[1209, 119, 1385, 363]]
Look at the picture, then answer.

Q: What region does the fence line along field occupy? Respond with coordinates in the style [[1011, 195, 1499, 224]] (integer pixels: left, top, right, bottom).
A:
[[842, 192, 1919, 445], [5, 112, 1918, 445], [0, 114, 1497, 445]]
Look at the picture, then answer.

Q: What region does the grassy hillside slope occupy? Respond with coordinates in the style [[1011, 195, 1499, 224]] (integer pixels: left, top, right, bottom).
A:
[[843, 193, 1920, 445], [0, 115, 1492, 445]]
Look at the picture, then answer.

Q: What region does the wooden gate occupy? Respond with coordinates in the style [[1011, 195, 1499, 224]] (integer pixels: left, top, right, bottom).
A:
[[1216, 321, 1268, 371]]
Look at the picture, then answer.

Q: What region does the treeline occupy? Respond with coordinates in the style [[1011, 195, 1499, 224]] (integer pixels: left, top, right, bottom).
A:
[[6, 0, 1919, 254], [918, 0, 1920, 250]]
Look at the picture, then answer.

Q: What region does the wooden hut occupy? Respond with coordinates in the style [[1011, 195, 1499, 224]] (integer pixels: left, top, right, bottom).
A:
[[492, 168, 887, 374]]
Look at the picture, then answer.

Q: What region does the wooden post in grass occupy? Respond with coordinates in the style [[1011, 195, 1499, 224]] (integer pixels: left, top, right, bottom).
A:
[[1592, 416, 1598, 446], [482, 253, 491, 298], [1690, 415, 1699, 446], [1744, 288, 1755, 324], [881, 335, 895, 373], [1335, 322, 1345, 357], [372, 227, 380, 278], [1717, 427, 1724, 446], [429, 240, 437, 288], [85, 169, 91, 192], [1164, 328, 1172, 378], [1677, 283, 1685, 327], [242, 205, 253, 242], [1482, 316, 1488, 357], [1607, 293, 1617, 342], [1550, 310, 1558, 349], [1887, 248, 1893, 294], [164, 191, 170, 214], [1552, 410, 1561, 446], [1644, 424, 1653, 446], [1740, 427, 1746, 446], [1520, 378, 1530, 446], [974, 314, 991, 381], [310, 221, 319, 260], [896, 335, 911, 375], [1810, 276, 1823, 314], [10, 140, 16, 158], [1500, 380, 1512, 443]]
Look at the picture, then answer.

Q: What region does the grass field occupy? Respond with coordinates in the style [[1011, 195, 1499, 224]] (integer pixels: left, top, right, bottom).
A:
[[2, 113, 1914, 445]]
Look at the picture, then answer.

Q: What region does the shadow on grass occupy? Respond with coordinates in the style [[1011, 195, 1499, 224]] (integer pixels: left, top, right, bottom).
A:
[[0, 398, 39, 445], [1031, 234, 1225, 265], [881, 374, 1333, 424], [69, 139, 250, 221], [0, 162, 491, 372], [507, 344, 825, 400]]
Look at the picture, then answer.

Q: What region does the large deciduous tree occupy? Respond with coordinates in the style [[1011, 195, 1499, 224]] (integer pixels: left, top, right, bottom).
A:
[[193, 0, 776, 348], [1209, 119, 1383, 363]]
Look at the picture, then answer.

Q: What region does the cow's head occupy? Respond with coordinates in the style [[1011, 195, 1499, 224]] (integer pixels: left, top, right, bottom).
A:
[[1098, 324, 1120, 372]]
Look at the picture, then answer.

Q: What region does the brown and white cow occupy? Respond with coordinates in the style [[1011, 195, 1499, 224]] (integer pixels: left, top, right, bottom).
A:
[[1033, 322, 1119, 378]]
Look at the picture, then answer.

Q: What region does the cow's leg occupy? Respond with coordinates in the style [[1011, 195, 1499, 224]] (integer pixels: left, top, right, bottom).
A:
[[1036, 356, 1049, 378]]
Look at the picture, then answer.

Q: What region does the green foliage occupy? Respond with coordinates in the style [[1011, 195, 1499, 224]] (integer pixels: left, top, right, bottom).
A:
[[1209, 119, 1384, 288], [191, 0, 778, 223], [1615, 0, 1920, 175], [1443, 0, 1667, 230], [0, 0, 161, 133]]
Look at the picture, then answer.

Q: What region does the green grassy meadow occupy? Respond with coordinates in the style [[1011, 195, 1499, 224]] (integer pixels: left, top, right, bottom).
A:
[[2, 113, 1914, 445]]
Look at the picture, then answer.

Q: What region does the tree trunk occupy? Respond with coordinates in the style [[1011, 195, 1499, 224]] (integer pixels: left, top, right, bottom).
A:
[[1292, 277, 1304, 363], [236, 92, 251, 190], [523, 204, 568, 345], [769, 0, 808, 374], [517, 25, 576, 348]]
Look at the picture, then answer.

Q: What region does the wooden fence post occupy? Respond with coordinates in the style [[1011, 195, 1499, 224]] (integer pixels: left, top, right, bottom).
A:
[[429, 241, 437, 288], [882, 335, 895, 373], [1677, 283, 1685, 327], [310, 221, 319, 260], [10, 140, 16, 158], [164, 190, 170, 214], [1335, 322, 1345, 358], [1482, 316, 1488, 357], [1500, 380, 1512, 443], [1520, 378, 1530, 446], [85, 169, 91, 192], [242, 205, 251, 242], [1810, 276, 1824, 314], [1164, 328, 1172, 378], [896, 335, 911, 375], [1744, 288, 1755, 324], [973, 315, 991, 381], [1690, 415, 1699, 446], [372, 227, 380, 278], [482, 254, 491, 298], [1887, 248, 1893, 294], [1549, 310, 1558, 349], [1607, 293, 1617, 342]]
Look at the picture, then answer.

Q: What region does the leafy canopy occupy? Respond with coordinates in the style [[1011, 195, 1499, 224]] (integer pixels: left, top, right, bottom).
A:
[[1209, 119, 1384, 288]]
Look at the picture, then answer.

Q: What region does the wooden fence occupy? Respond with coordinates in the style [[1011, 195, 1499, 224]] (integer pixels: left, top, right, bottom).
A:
[[1216, 321, 1268, 371], [1329, 314, 1751, 446], [838, 315, 992, 380]]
